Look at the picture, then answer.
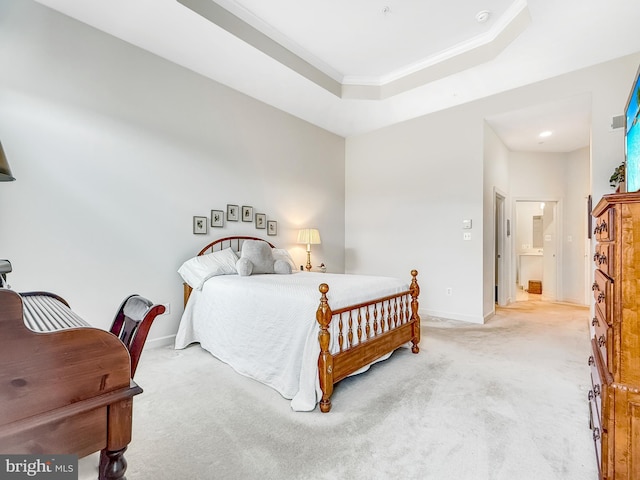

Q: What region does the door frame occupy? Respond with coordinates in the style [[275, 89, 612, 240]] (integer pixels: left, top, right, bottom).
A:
[[494, 188, 509, 306]]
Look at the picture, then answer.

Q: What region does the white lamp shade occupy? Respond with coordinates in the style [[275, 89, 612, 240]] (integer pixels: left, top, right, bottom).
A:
[[297, 228, 321, 245]]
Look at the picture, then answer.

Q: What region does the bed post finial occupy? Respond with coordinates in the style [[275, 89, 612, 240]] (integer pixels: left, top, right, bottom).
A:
[[317, 283, 334, 413], [410, 270, 420, 354]]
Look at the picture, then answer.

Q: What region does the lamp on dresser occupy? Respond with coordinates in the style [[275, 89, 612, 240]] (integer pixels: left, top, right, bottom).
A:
[[297, 228, 321, 272], [0, 141, 15, 181]]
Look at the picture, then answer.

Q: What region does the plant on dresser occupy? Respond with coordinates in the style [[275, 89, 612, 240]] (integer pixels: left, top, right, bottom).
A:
[[591, 192, 640, 480]]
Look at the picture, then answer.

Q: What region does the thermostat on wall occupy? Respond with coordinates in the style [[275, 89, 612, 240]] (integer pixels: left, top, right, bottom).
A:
[[462, 219, 472, 229]]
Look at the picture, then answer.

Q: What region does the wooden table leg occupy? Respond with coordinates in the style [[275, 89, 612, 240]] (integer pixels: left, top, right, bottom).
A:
[[99, 447, 128, 480]]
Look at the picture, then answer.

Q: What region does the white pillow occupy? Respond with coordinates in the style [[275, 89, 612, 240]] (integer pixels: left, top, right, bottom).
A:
[[178, 248, 238, 289], [272, 248, 297, 271], [236, 257, 253, 277], [240, 240, 274, 274], [274, 259, 292, 274]]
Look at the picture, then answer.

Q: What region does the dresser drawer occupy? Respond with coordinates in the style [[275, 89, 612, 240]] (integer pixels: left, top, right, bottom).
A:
[[590, 337, 613, 402], [596, 331, 610, 370], [590, 403, 603, 480], [591, 314, 612, 371], [590, 314, 610, 340], [593, 243, 615, 278], [594, 208, 615, 242], [590, 400, 603, 480], [589, 352, 604, 423], [592, 270, 612, 326], [588, 340, 614, 480]]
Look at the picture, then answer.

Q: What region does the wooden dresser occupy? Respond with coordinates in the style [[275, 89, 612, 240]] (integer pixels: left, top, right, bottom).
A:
[[590, 192, 640, 479]]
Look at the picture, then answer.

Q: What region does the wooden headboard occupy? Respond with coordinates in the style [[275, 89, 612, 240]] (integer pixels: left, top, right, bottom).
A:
[[183, 236, 276, 306], [195, 236, 275, 256]]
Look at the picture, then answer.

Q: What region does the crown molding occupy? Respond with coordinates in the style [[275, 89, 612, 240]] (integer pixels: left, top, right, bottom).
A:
[[178, 0, 530, 100]]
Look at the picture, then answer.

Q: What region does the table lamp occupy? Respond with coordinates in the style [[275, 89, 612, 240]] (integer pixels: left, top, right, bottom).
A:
[[297, 228, 321, 271]]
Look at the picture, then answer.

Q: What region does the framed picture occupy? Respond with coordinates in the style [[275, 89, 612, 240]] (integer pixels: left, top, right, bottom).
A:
[[242, 206, 253, 222], [193, 216, 207, 235], [211, 209, 224, 228], [227, 204, 239, 222], [255, 213, 266, 229], [267, 220, 277, 236]]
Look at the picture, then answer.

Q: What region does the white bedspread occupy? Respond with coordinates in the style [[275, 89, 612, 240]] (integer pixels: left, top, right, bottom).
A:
[[174, 272, 408, 411]]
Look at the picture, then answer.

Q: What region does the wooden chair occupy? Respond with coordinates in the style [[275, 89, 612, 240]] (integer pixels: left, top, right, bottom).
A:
[[100, 295, 165, 479], [109, 294, 166, 378]]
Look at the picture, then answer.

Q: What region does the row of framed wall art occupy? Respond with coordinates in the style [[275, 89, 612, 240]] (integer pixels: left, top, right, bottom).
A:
[[193, 204, 277, 236]]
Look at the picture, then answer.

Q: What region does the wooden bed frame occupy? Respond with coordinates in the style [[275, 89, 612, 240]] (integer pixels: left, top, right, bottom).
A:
[[182, 236, 421, 412]]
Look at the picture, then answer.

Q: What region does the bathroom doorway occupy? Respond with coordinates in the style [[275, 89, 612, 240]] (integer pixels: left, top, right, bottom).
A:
[[515, 200, 559, 301]]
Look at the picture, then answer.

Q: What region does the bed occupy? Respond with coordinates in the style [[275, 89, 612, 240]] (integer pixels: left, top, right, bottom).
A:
[[175, 236, 420, 412]]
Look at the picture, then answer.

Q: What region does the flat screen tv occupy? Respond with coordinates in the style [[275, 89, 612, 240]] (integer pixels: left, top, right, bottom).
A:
[[625, 64, 640, 192]]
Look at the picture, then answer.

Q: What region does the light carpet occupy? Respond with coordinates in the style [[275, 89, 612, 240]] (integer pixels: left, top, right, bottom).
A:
[[79, 299, 597, 480]]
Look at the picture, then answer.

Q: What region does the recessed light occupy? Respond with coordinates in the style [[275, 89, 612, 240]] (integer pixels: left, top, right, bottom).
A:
[[476, 10, 491, 23], [539, 131, 553, 138]]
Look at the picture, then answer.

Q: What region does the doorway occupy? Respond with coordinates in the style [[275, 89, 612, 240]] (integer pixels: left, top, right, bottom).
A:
[[515, 200, 559, 302]]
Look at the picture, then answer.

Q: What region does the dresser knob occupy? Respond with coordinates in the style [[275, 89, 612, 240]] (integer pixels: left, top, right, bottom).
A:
[[594, 384, 601, 396], [592, 317, 599, 327], [599, 254, 607, 265], [588, 390, 594, 401], [600, 221, 608, 233], [588, 355, 595, 366], [593, 427, 600, 441], [597, 292, 605, 303], [592, 282, 599, 291], [598, 335, 606, 347]]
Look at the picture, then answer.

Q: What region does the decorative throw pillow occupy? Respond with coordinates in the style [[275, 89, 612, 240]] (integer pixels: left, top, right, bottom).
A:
[[178, 248, 238, 289], [274, 259, 292, 274], [240, 240, 275, 274], [272, 248, 297, 272], [235, 257, 254, 277]]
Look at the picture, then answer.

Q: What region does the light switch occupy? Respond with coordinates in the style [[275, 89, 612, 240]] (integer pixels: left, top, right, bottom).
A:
[[462, 219, 472, 229]]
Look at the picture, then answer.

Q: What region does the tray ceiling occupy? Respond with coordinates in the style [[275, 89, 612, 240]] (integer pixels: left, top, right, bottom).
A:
[[32, 0, 640, 150]]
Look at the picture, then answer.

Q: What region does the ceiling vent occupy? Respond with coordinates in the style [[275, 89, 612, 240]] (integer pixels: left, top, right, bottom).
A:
[[611, 114, 625, 130]]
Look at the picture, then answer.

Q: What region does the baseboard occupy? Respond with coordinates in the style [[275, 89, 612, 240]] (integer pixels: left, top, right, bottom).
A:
[[146, 334, 175, 349], [557, 297, 589, 307], [421, 308, 484, 325]]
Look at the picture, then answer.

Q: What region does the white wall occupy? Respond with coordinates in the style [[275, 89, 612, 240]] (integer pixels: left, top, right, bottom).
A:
[[565, 148, 592, 305], [345, 106, 485, 323], [346, 53, 640, 324], [0, 1, 345, 344]]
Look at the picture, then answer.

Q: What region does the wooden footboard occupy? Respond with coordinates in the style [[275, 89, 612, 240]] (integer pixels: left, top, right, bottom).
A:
[[316, 270, 420, 412]]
